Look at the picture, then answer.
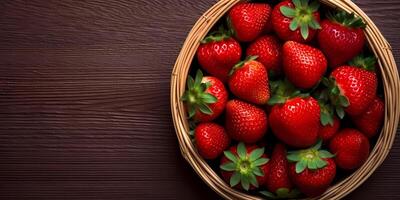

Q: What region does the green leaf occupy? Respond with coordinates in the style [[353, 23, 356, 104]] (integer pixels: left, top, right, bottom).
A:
[[188, 105, 196, 118], [248, 173, 259, 188], [253, 167, 264, 176], [287, 153, 301, 162], [312, 139, 322, 150], [276, 188, 290, 198], [309, 0, 320, 12], [339, 95, 350, 107], [319, 150, 335, 158], [289, 18, 300, 31], [260, 191, 276, 199], [315, 158, 327, 168], [180, 91, 189, 101], [292, 0, 302, 8], [200, 93, 217, 104], [321, 111, 333, 126], [198, 103, 213, 115], [307, 160, 317, 170], [267, 95, 286, 105], [194, 70, 203, 87], [322, 77, 330, 87], [237, 142, 247, 159], [309, 18, 321, 29], [187, 76, 194, 89], [280, 6, 296, 18], [224, 151, 238, 163], [336, 106, 345, 119], [332, 86, 340, 95], [253, 158, 269, 167], [300, 23, 309, 40], [220, 162, 236, 171], [230, 172, 241, 187], [249, 148, 264, 161], [241, 175, 250, 191], [295, 159, 307, 173]]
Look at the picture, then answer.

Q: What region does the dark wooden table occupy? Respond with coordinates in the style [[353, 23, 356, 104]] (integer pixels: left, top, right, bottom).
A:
[[0, 0, 399, 199]]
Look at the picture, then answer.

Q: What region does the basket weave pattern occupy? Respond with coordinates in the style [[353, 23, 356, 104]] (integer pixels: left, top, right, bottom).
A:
[[171, 0, 400, 199]]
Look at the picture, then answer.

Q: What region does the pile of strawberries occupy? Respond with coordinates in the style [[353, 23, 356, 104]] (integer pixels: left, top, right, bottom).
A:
[[181, 0, 384, 198]]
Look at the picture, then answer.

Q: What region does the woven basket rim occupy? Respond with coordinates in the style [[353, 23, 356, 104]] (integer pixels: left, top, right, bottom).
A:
[[171, 0, 400, 199]]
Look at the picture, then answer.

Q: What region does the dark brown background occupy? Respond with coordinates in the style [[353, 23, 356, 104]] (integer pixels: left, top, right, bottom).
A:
[[0, 0, 399, 199]]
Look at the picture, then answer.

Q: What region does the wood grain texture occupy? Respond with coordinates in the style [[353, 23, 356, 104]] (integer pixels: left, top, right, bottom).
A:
[[0, 0, 398, 199]]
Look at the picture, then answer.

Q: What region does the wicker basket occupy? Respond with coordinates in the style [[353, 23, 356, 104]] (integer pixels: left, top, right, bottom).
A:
[[170, 0, 400, 199]]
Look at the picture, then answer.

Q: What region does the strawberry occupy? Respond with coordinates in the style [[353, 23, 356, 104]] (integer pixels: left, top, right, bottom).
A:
[[246, 35, 282, 74], [318, 11, 366, 68], [272, 0, 321, 43], [319, 116, 340, 142], [194, 123, 230, 159], [268, 80, 320, 148], [220, 143, 270, 191], [197, 27, 242, 82], [225, 99, 268, 143], [329, 128, 370, 170], [261, 144, 299, 199], [323, 55, 378, 118], [282, 41, 327, 89], [228, 3, 271, 42], [181, 70, 228, 122], [287, 140, 336, 197], [228, 56, 270, 105], [352, 97, 384, 138]]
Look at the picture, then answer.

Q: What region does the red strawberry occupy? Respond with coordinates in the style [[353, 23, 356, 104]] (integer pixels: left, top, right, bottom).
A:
[[268, 81, 320, 148], [318, 11, 366, 68], [220, 143, 270, 191], [324, 55, 378, 117], [329, 128, 370, 170], [194, 123, 230, 159], [319, 116, 340, 142], [197, 28, 242, 82], [282, 41, 327, 89], [352, 97, 385, 138], [287, 141, 336, 197], [261, 144, 299, 199], [272, 0, 321, 43], [228, 56, 270, 105], [181, 70, 228, 122], [225, 99, 268, 143], [246, 35, 282, 74], [228, 3, 271, 42]]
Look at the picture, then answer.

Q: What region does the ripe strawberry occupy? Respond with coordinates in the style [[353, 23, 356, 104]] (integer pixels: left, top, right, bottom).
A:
[[225, 99, 268, 143], [352, 97, 384, 138], [197, 28, 242, 82], [324, 55, 378, 117], [261, 144, 299, 199], [220, 143, 270, 191], [228, 3, 271, 42], [319, 116, 340, 142], [268, 80, 320, 148], [318, 11, 366, 68], [329, 129, 370, 170], [181, 70, 228, 122], [194, 123, 230, 159], [246, 35, 282, 74], [228, 56, 270, 105], [272, 0, 321, 43], [287, 140, 336, 197], [282, 41, 327, 89]]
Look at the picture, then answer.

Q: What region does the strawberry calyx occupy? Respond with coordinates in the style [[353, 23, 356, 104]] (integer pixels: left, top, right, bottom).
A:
[[220, 142, 269, 191], [280, 0, 321, 40], [313, 89, 335, 126], [260, 188, 300, 199], [327, 11, 366, 29], [228, 55, 258, 76], [201, 26, 232, 44], [181, 70, 218, 118], [321, 77, 350, 119], [349, 54, 377, 71], [267, 79, 309, 106], [287, 140, 335, 173]]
